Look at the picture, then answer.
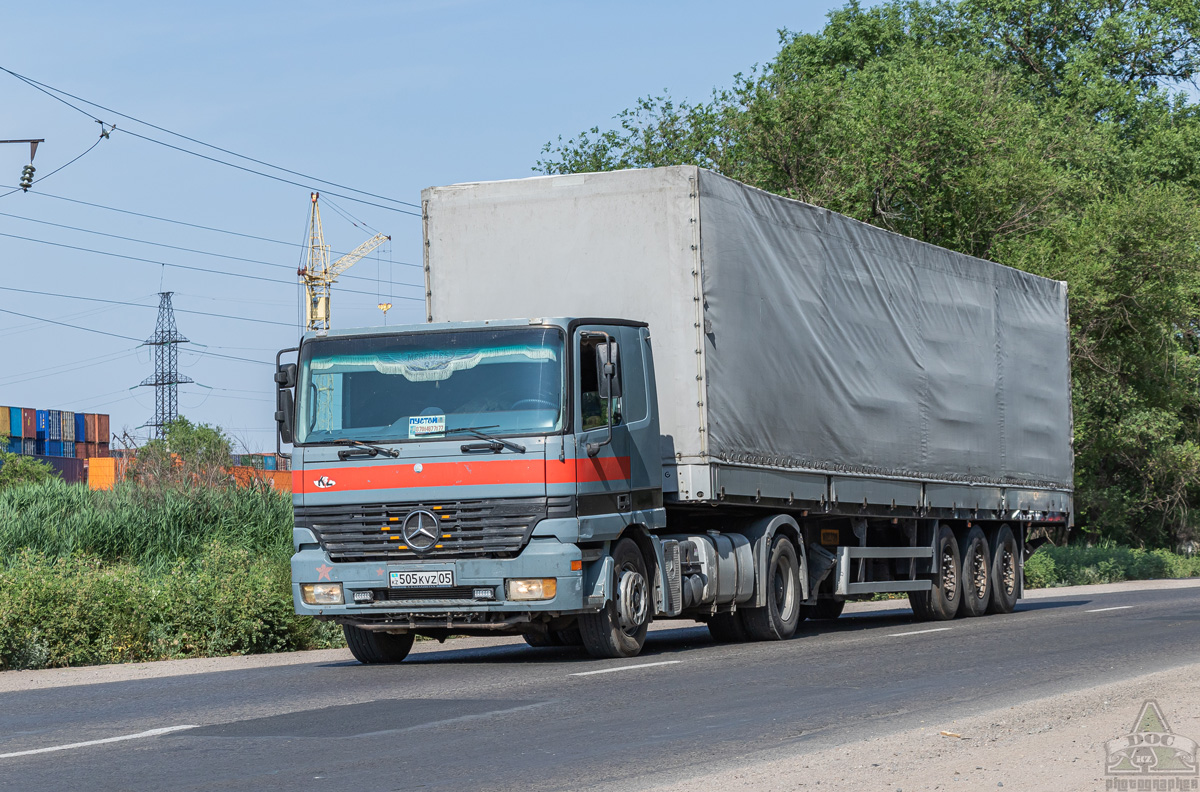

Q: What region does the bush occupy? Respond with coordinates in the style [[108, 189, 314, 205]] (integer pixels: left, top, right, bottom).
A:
[[0, 544, 343, 670], [1024, 544, 1200, 588]]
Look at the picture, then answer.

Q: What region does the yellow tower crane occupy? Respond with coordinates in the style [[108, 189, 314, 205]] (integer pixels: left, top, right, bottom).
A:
[[298, 192, 390, 332]]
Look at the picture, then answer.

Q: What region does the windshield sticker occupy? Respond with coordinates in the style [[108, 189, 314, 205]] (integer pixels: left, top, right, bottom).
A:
[[409, 414, 446, 438], [310, 345, 557, 382]]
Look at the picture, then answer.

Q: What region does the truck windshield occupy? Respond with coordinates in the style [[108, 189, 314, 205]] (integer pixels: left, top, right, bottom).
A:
[[294, 327, 565, 445]]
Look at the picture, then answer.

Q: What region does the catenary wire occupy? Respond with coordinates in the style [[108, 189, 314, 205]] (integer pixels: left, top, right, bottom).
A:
[[0, 66, 422, 209]]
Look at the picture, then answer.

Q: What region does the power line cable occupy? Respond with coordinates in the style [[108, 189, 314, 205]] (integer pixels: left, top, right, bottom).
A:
[[0, 285, 296, 327], [0, 209, 422, 288], [0, 66, 421, 209], [0, 65, 422, 214], [0, 306, 142, 342], [0, 230, 424, 301]]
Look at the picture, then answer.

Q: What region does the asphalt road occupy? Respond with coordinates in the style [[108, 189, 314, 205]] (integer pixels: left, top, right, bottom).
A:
[[3, 583, 1199, 792]]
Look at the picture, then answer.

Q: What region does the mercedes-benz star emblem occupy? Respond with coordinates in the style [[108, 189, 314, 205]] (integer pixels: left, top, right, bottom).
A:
[[401, 510, 440, 553]]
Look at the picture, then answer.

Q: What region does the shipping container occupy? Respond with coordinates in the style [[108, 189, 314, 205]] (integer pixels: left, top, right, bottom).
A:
[[9, 407, 22, 438], [75, 413, 86, 443], [84, 413, 98, 443], [62, 411, 75, 442], [88, 457, 117, 490], [6, 439, 20, 455], [0, 407, 8, 438], [36, 410, 48, 438], [47, 440, 63, 457], [48, 410, 62, 441], [263, 455, 277, 471], [22, 438, 35, 455], [21, 408, 35, 438], [62, 442, 75, 458], [35, 439, 46, 455], [96, 442, 110, 458], [75, 442, 87, 459], [97, 413, 110, 444]]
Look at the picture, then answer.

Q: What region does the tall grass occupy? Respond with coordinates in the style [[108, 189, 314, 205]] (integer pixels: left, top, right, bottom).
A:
[[1024, 544, 1200, 587], [0, 479, 292, 571]]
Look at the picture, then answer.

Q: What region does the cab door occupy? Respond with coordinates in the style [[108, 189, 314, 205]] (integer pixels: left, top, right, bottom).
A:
[[575, 325, 632, 541]]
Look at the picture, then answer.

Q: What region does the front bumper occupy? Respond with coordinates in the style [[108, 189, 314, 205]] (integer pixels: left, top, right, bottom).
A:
[[291, 527, 586, 625]]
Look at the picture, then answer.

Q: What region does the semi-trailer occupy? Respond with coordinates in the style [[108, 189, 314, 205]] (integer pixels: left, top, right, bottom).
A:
[[279, 165, 1073, 663]]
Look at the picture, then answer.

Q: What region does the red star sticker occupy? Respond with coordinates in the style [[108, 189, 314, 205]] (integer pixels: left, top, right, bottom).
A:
[[376, 567, 385, 577], [315, 563, 333, 581]]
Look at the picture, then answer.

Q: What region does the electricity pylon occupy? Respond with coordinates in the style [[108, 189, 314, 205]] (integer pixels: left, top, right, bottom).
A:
[[139, 292, 193, 438]]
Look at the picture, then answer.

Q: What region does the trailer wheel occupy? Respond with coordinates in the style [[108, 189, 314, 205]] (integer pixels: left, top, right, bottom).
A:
[[958, 526, 991, 618], [805, 598, 845, 620], [578, 538, 650, 658], [986, 524, 1020, 614], [908, 523, 960, 621], [707, 612, 748, 643], [741, 536, 802, 640], [343, 625, 415, 664]]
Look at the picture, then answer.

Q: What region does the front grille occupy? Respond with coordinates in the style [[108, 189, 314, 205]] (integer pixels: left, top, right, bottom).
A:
[[296, 496, 573, 562], [370, 586, 483, 601]]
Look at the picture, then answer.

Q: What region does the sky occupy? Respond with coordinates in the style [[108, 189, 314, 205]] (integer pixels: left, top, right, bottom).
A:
[[0, 0, 844, 451]]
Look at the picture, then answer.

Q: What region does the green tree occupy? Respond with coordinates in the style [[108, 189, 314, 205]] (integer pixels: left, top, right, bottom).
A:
[[537, 0, 1200, 546], [131, 417, 233, 489], [0, 433, 56, 490]]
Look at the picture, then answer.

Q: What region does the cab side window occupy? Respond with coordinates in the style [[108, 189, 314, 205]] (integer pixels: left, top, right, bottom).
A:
[[580, 337, 622, 431]]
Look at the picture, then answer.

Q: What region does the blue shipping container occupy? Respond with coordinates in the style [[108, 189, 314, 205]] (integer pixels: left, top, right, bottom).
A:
[[35, 439, 46, 455], [8, 408, 21, 438], [264, 455, 277, 471], [48, 411, 62, 441], [62, 442, 75, 458], [47, 440, 63, 457], [36, 410, 48, 438], [6, 439, 20, 454], [75, 413, 86, 443], [22, 438, 35, 455]]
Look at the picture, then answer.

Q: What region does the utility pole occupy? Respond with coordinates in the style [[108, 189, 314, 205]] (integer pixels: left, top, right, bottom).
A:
[[139, 292, 193, 438], [0, 138, 43, 191]]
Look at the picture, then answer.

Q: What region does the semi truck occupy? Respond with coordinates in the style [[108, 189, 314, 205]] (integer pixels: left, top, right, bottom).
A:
[[278, 166, 1074, 663]]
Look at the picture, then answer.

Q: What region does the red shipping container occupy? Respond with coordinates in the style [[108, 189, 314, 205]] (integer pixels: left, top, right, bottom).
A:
[[96, 442, 110, 458], [75, 442, 87, 459], [84, 413, 98, 443], [22, 408, 36, 438], [97, 414, 110, 444]]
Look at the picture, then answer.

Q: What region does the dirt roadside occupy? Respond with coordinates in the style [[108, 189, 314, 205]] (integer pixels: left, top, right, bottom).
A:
[[640, 661, 1200, 792]]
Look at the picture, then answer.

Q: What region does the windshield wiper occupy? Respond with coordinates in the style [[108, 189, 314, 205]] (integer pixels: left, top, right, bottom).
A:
[[445, 426, 527, 454], [333, 439, 400, 460]]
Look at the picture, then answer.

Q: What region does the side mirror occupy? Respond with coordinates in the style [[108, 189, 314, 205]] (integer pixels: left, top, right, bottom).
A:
[[275, 363, 297, 389], [595, 340, 622, 400], [276, 389, 295, 446]]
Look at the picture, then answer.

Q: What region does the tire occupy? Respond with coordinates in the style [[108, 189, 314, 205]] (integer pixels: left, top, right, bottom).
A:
[[986, 524, 1020, 614], [957, 526, 991, 618], [343, 625, 415, 664], [741, 536, 803, 641], [579, 538, 651, 658], [554, 626, 584, 646], [804, 598, 846, 620], [707, 612, 748, 643], [908, 523, 961, 622]]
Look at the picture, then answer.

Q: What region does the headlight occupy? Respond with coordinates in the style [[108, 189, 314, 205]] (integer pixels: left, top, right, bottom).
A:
[[301, 582, 344, 605], [506, 578, 557, 601]]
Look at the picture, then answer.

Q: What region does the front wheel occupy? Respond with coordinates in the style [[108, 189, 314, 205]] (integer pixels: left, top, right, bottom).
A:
[[343, 625, 415, 664], [578, 538, 651, 658], [740, 536, 802, 640]]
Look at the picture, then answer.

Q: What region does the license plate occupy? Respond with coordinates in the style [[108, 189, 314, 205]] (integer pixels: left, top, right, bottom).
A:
[[390, 570, 454, 588]]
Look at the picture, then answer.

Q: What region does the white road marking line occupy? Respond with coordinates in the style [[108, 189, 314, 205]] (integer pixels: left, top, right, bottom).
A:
[[0, 725, 198, 759], [570, 660, 682, 677], [1085, 605, 1135, 613], [888, 627, 952, 637]]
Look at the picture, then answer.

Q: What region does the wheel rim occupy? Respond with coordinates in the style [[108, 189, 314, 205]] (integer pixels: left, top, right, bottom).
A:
[[941, 545, 958, 602], [970, 543, 989, 599], [616, 563, 648, 635], [1000, 546, 1016, 596], [773, 558, 797, 621]]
